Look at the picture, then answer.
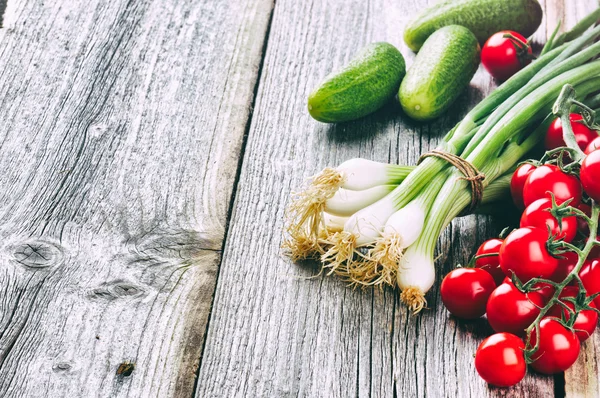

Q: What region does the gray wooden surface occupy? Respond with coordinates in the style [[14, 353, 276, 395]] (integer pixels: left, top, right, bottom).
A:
[[0, 0, 271, 396], [0, 0, 598, 397]]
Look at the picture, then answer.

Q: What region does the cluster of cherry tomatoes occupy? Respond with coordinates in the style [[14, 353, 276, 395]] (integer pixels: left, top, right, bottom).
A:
[[440, 114, 600, 387]]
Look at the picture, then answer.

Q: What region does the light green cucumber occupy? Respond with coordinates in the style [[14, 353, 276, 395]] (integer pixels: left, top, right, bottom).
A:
[[399, 25, 480, 121], [307, 42, 406, 123], [404, 0, 542, 52]]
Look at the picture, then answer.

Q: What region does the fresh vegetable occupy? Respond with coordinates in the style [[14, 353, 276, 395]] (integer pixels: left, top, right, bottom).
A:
[[403, 0, 543, 52], [510, 163, 537, 208], [529, 318, 580, 374], [520, 198, 577, 242], [399, 25, 480, 121], [522, 164, 582, 207], [307, 42, 406, 123], [546, 286, 598, 342], [499, 227, 558, 282], [482, 31, 532, 81], [585, 136, 600, 154], [474, 239, 505, 285], [440, 268, 496, 319], [545, 113, 598, 151], [486, 282, 545, 335], [579, 259, 600, 308], [580, 149, 600, 202], [475, 333, 527, 387]]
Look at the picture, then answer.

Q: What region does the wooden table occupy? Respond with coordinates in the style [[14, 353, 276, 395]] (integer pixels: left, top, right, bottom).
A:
[[0, 0, 598, 396]]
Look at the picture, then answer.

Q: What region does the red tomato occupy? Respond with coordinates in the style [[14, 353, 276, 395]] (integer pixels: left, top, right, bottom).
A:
[[440, 268, 496, 319], [585, 136, 600, 154], [511, 163, 537, 209], [499, 227, 559, 282], [545, 114, 598, 152], [481, 31, 532, 81], [474, 239, 505, 285], [486, 282, 546, 336], [580, 258, 600, 308], [547, 286, 598, 342], [520, 198, 577, 243], [522, 164, 582, 207], [475, 333, 526, 387], [580, 150, 600, 202], [529, 318, 580, 374], [549, 251, 579, 284]]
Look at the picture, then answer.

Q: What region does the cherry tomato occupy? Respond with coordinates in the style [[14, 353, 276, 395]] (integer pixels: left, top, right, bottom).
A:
[[580, 258, 600, 308], [529, 318, 580, 374], [499, 227, 559, 282], [486, 282, 546, 336], [520, 198, 577, 243], [475, 333, 526, 387], [545, 114, 598, 152], [580, 150, 600, 202], [511, 163, 537, 209], [547, 286, 598, 342], [440, 268, 496, 319], [585, 136, 600, 154], [481, 31, 532, 81], [522, 164, 582, 208], [549, 251, 579, 284], [474, 239, 505, 285]]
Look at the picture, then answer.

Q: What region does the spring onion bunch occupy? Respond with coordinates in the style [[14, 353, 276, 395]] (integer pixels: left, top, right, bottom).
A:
[[284, 9, 600, 312]]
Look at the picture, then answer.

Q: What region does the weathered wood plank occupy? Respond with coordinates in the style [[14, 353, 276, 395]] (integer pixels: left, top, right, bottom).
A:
[[561, 1, 600, 395], [197, 0, 589, 397], [0, 0, 272, 396]]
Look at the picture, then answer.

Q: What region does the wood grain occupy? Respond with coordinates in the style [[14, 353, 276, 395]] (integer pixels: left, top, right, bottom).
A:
[[197, 0, 590, 397], [0, 0, 272, 396], [559, 1, 600, 396]]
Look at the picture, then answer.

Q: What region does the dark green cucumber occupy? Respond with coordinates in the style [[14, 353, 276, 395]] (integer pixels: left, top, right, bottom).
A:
[[399, 25, 480, 121], [404, 0, 542, 52], [307, 42, 406, 123]]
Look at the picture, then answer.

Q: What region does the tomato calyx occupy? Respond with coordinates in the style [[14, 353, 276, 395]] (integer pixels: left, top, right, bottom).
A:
[[503, 32, 535, 67], [539, 147, 582, 175]]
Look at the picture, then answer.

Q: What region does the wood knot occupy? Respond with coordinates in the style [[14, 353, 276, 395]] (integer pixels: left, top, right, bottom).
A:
[[130, 229, 216, 262], [89, 279, 145, 301], [11, 240, 64, 269], [52, 362, 72, 373], [116, 362, 135, 377]]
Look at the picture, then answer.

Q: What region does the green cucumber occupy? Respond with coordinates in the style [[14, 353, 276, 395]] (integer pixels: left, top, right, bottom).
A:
[[307, 42, 406, 123], [404, 0, 543, 52], [399, 25, 480, 121]]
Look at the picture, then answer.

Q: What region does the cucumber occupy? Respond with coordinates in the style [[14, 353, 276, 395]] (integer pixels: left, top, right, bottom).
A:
[[404, 0, 543, 52], [308, 42, 406, 123], [399, 25, 480, 121]]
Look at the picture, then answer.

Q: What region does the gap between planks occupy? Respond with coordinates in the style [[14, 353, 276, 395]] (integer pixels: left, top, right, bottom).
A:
[[190, 2, 278, 397]]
